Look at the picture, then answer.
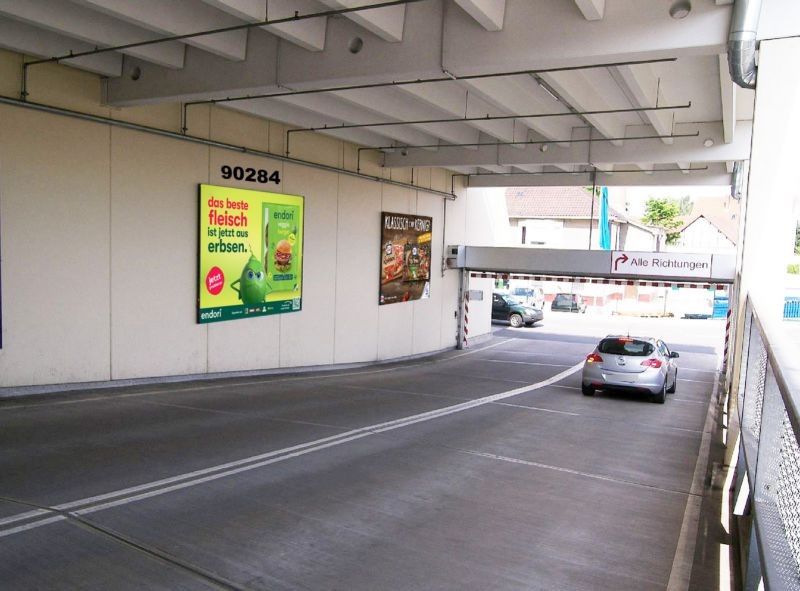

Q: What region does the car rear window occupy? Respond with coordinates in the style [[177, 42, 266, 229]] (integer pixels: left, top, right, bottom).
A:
[[554, 294, 573, 303], [598, 338, 655, 356]]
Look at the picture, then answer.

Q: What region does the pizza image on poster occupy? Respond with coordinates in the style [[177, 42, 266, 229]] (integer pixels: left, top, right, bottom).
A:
[[379, 212, 432, 305]]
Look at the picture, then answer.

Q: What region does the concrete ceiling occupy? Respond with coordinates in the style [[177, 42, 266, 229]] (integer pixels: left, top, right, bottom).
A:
[[0, 0, 784, 187]]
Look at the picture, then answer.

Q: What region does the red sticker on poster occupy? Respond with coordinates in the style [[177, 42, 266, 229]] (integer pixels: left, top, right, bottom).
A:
[[206, 266, 224, 295]]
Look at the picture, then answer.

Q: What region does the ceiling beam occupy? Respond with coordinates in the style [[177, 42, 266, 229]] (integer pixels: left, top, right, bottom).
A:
[[383, 121, 752, 168], [0, 0, 185, 69], [480, 165, 513, 174], [107, 0, 731, 105], [454, 0, 506, 31], [611, 64, 675, 144], [718, 53, 736, 143], [573, 0, 605, 20], [203, 0, 327, 52], [538, 70, 627, 145], [226, 100, 393, 148], [332, 87, 481, 145], [318, 0, 406, 42], [72, 0, 247, 61], [397, 82, 521, 144], [514, 164, 544, 173], [0, 17, 123, 77], [465, 163, 732, 188], [277, 94, 440, 147], [444, 0, 730, 77], [461, 76, 578, 143]]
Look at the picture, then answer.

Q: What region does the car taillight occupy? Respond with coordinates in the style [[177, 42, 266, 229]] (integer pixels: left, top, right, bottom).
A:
[[586, 354, 603, 363], [641, 359, 663, 368]]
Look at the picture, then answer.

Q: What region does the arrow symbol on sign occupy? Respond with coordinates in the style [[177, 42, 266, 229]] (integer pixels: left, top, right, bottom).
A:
[[614, 253, 629, 271]]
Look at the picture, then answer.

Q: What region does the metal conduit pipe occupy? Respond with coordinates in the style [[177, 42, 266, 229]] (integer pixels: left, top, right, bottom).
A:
[[731, 160, 744, 199], [728, 0, 762, 89], [0, 95, 456, 200]]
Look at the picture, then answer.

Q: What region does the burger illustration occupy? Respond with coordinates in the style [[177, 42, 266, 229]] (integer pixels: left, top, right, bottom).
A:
[[274, 239, 293, 272]]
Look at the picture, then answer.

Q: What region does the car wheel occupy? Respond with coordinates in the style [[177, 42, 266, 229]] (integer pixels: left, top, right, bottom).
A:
[[581, 384, 594, 396], [667, 369, 677, 393], [509, 313, 524, 328], [652, 382, 666, 404]]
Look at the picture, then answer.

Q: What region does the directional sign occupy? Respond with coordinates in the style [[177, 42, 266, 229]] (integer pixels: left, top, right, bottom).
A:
[[610, 251, 713, 279]]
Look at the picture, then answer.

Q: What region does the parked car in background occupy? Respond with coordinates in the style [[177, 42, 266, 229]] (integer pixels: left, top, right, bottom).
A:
[[510, 286, 545, 310], [492, 292, 544, 328], [551, 293, 587, 313], [581, 336, 679, 403]]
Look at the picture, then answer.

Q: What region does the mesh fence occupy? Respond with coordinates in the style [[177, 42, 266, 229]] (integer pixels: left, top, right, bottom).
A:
[[778, 412, 800, 581], [753, 348, 768, 436]]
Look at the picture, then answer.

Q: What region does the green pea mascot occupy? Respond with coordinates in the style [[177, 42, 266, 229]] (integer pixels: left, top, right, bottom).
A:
[[231, 253, 270, 305]]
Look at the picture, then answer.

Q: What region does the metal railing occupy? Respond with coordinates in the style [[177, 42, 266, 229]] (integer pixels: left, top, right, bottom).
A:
[[734, 295, 800, 589], [785, 298, 800, 320]]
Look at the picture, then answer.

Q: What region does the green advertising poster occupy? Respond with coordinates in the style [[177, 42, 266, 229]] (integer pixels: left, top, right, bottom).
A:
[[198, 184, 304, 323]]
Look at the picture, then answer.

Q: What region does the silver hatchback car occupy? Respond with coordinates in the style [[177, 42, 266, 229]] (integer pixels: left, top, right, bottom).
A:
[[581, 336, 679, 403]]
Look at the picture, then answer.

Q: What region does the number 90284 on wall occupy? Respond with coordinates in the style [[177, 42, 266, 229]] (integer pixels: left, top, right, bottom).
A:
[[221, 165, 281, 185]]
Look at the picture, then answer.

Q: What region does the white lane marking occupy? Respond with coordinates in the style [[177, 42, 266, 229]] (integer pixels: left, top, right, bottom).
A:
[[0, 339, 516, 411], [678, 367, 718, 374], [666, 365, 720, 591], [0, 361, 583, 538], [493, 402, 580, 416], [454, 449, 690, 496], [678, 378, 714, 384], [671, 398, 707, 405], [483, 360, 575, 368], [0, 516, 67, 537]]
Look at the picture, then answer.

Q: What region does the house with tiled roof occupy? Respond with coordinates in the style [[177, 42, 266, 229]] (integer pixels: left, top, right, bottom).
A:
[[668, 197, 740, 254], [505, 187, 660, 251]]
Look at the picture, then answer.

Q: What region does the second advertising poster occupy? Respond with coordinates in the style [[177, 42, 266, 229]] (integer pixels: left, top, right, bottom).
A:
[[379, 212, 432, 305]]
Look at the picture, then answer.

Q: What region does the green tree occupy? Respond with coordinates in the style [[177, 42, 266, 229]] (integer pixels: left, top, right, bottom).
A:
[[642, 198, 683, 245], [795, 222, 799, 255], [677, 195, 693, 216]]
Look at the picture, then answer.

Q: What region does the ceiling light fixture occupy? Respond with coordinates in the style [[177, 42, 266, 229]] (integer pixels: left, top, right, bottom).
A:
[[537, 80, 561, 103], [703, 138, 715, 147], [669, 1, 692, 19], [540, 144, 549, 153]]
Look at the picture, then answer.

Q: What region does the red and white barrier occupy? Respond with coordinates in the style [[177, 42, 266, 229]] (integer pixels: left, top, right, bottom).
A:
[[723, 308, 732, 367], [463, 291, 469, 348], [469, 272, 729, 291]]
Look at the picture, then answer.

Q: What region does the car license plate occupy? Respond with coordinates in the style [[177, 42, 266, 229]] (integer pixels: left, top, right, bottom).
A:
[[606, 372, 636, 383]]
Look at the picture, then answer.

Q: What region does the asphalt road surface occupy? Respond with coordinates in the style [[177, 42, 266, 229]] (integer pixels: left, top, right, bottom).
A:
[[0, 316, 725, 590]]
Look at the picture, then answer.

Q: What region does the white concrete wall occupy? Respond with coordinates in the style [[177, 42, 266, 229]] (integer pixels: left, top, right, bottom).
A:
[[0, 50, 499, 388], [729, 37, 800, 395], [464, 187, 513, 246], [738, 38, 800, 318], [623, 224, 657, 251]]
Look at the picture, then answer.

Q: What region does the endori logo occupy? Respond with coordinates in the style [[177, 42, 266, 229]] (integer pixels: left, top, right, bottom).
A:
[[200, 309, 222, 320]]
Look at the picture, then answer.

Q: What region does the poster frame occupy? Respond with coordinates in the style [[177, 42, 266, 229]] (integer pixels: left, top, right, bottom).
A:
[[197, 183, 305, 324], [378, 211, 433, 306]]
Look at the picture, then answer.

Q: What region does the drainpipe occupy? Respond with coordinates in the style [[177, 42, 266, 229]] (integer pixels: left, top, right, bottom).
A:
[[728, 0, 762, 89]]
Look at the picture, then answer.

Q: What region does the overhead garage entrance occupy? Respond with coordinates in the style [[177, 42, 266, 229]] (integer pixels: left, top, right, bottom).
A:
[[446, 245, 735, 348]]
